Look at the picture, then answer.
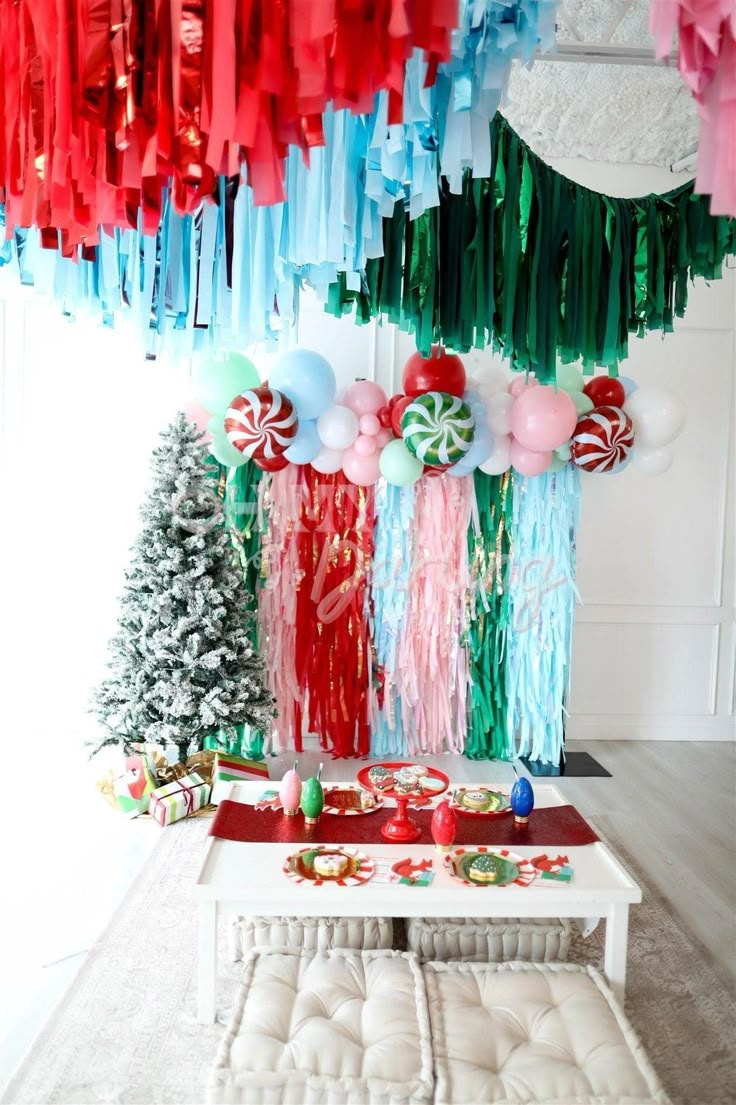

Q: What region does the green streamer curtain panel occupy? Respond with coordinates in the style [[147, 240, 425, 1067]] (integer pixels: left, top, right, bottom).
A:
[[326, 115, 735, 382]]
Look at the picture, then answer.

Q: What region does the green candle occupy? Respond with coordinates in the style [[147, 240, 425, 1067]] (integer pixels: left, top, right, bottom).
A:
[[300, 776, 324, 824]]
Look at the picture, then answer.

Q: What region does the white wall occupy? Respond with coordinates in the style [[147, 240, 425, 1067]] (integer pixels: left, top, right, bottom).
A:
[[1, 262, 734, 761]]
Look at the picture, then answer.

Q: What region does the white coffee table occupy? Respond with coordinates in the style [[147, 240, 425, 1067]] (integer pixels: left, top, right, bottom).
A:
[[192, 780, 640, 1023]]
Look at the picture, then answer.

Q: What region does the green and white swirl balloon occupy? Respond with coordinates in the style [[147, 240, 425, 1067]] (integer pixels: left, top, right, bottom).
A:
[[401, 391, 475, 466]]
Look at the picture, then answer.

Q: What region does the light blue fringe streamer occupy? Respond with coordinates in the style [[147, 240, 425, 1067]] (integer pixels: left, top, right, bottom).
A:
[[505, 465, 581, 764], [369, 482, 415, 757], [0, 1, 557, 356]]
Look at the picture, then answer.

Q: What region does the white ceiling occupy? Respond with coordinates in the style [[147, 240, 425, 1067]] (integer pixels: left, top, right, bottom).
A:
[[502, 0, 699, 169]]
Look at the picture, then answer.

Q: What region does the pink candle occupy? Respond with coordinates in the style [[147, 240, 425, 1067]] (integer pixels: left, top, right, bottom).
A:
[[280, 763, 302, 816]]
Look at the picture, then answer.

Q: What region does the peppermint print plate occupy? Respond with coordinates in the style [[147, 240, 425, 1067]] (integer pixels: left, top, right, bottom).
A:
[[322, 786, 384, 816], [283, 846, 375, 887], [449, 787, 511, 816], [444, 847, 536, 888]]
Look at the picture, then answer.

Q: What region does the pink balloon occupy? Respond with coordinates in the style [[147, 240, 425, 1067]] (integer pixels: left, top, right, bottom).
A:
[[182, 399, 212, 443], [359, 413, 381, 436], [510, 385, 577, 451], [342, 380, 388, 417], [375, 427, 393, 447], [508, 376, 538, 399], [510, 439, 552, 477], [353, 434, 377, 457], [342, 444, 381, 485]]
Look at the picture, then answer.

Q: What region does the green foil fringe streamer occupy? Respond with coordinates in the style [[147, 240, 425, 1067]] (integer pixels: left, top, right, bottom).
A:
[[326, 115, 736, 381], [204, 458, 267, 760], [466, 470, 513, 760]]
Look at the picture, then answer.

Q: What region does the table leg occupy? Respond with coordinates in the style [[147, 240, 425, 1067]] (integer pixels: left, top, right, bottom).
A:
[[604, 902, 629, 1005], [197, 900, 218, 1024]]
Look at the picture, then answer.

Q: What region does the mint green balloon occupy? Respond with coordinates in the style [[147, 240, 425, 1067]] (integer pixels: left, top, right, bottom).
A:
[[209, 429, 247, 468], [555, 441, 572, 461], [195, 353, 260, 416], [549, 454, 568, 473], [572, 390, 595, 416], [379, 438, 423, 487], [556, 363, 585, 393]]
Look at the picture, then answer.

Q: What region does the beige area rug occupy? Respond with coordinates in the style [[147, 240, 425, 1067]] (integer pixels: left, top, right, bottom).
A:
[[2, 816, 734, 1105]]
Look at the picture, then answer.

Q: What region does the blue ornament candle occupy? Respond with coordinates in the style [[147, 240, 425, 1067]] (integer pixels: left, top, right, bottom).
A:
[[510, 777, 534, 825]]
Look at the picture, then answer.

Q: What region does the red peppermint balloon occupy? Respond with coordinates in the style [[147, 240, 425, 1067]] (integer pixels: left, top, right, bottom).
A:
[[224, 387, 298, 460], [255, 454, 290, 473], [571, 406, 634, 473]]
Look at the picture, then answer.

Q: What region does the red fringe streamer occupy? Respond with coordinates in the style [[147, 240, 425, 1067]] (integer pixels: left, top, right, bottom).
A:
[[0, 0, 458, 241], [294, 467, 375, 758]]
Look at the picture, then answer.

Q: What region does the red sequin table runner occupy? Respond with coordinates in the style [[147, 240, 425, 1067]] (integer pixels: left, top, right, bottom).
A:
[[209, 801, 599, 848]]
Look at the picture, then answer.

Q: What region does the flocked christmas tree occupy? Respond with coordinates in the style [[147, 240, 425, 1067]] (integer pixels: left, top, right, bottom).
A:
[[92, 413, 275, 762]]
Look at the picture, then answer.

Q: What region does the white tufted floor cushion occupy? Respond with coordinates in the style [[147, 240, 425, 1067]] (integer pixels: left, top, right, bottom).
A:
[[209, 948, 434, 1105], [406, 916, 572, 962], [229, 916, 393, 960], [424, 961, 670, 1105]]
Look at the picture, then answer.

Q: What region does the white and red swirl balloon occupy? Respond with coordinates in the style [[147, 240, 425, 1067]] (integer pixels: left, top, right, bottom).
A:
[[571, 406, 634, 473], [224, 387, 298, 460]]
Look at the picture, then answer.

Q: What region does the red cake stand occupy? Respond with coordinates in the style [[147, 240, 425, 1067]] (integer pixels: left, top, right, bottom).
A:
[[356, 762, 450, 843]]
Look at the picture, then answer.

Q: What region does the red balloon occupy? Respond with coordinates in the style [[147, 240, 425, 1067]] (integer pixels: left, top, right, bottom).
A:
[[387, 393, 403, 409], [423, 463, 451, 478], [391, 396, 414, 437], [402, 346, 466, 398], [254, 453, 290, 472], [583, 376, 626, 409], [377, 405, 393, 428]]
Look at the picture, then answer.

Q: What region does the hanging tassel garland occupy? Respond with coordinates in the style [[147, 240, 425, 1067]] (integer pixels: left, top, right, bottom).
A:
[[505, 466, 581, 765], [466, 470, 514, 760]]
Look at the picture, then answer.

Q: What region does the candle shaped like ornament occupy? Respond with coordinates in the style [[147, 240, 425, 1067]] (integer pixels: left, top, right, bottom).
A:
[[280, 761, 302, 816], [300, 763, 324, 825], [431, 800, 457, 852], [510, 777, 534, 825]]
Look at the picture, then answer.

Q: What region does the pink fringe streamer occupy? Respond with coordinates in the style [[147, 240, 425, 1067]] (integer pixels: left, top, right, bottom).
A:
[[257, 466, 304, 752], [396, 475, 473, 755], [651, 1, 736, 216]]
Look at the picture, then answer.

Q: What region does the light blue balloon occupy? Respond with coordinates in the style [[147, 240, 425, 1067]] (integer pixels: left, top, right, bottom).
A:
[[446, 461, 474, 478], [284, 419, 321, 464], [619, 376, 638, 398], [269, 350, 336, 420], [463, 389, 482, 408], [451, 423, 494, 473]]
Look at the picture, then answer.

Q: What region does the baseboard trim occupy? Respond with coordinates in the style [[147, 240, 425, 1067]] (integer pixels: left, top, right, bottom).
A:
[[566, 717, 735, 741]]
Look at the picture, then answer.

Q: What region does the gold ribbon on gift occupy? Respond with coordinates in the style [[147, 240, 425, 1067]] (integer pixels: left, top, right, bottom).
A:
[[96, 769, 119, 811], [96, 746, 217, 812]]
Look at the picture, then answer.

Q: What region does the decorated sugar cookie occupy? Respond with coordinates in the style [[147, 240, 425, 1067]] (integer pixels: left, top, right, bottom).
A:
[[313, 852, 349, 878]]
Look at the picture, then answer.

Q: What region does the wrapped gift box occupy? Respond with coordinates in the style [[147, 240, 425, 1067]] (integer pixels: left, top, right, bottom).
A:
[[113, 754, 157, 818], [149, 772, 211, 827], [212, 752, 270, 804]]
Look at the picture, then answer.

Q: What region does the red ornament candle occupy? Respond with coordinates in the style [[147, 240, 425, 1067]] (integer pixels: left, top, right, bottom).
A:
[[431, 800, 457, 852]]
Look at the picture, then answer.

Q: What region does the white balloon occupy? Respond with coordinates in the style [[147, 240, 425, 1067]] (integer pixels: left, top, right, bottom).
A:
[[631, 444, 674, 476], [624, 386, 686, 448], [477, 366, 513, 399], [478, 434, 512, 475], [310, 445, 345, 474], [486, 391, 515, 436], [316, 404, 359, 450]]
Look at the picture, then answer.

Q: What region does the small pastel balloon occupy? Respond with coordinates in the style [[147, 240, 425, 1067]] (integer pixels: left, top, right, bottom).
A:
[[624, 386, 686, 448], [548, 454, 568, 473], [476, 366, 513, 398], [457, 423, 494, 470], [182, 400, 213, 442], [359, 413, 381, 436], [269, 349, 336, 420], [353, 434, 377, 457], [510, 439, 553, 477], [284, 419, 321, 465], [462, 389, 482, 408], [619, 376, 638, 397], [510, 386, 578, 452], [375, 428, 393, 447], [378, 439, 423, 487], [630, 444, 674, 475], [342, 380, 388, 417], [572, 391, 595, 416], [478, 434, 512, 475], [583, 375, 626, 409], [310, 445, 344, 474], [486, 391, 514, 435], [446, 461, 474, 478], [194, 352, 260, 417], [555, 441, 572, 461], [555, 363, 585, 393], [209, 429, 248, 467], [317, 405, 360, 450], [342, 444, 381, 486], [207, 414, 224, 437], [508, 375, 538, 399]]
